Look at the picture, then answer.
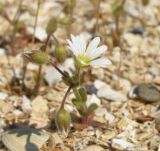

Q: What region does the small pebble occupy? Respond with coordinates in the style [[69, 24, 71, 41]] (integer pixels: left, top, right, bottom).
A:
[[85, 84, 97, 94], [128, 84, 160, 102], [131, 27, 145, 35]]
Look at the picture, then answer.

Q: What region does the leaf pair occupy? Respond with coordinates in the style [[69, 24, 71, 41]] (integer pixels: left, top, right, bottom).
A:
[[72, 88, 98, 116]]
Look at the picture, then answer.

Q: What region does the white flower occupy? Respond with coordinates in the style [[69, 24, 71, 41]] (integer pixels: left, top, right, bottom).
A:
[[67, 34, 111, 67]]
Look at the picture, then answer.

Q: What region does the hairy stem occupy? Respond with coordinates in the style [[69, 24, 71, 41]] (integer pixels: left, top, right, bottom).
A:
[[49, 59, 66, 77], [60, 86, 72, 110]]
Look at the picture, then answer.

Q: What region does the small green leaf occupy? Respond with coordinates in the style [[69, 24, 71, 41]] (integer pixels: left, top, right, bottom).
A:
[[72, 98, 83, 110], [72, 98, 87, 116], [71, 74, 79, 87], [78, 87, 87, 102]]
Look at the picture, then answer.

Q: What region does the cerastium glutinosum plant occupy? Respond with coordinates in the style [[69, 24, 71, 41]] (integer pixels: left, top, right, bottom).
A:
[[23, 34, 111, 137]]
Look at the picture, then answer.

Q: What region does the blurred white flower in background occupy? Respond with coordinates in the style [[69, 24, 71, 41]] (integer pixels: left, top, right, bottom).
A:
[[67, 34, 111, 68]]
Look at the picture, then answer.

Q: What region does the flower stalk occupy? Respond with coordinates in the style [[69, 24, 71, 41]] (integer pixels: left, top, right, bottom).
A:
[[60, 86, 72, 110]]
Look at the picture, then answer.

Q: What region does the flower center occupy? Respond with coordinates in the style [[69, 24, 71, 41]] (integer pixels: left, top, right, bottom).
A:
[[78, 54, 91, 66]]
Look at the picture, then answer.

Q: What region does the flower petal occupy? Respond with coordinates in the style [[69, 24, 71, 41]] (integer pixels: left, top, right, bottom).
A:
[[89, 45, 108, 59], [68, 34, 87, 56], [67, 39, 79, 56], [77, 34, 87, 54], [86, 37, 100, 55], [90, 58, 112, 67]]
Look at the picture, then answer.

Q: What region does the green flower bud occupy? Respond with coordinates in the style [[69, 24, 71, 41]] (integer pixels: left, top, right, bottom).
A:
[[87, 103, 98, 115], [32, 51, 48, 64], [55, 44, 66, 62], [46, 18, 57, 35], [23, 51, 48, 64], [55, 109, 71, 137], [142, 0, 149, 6], [59, 16, 74, 25]]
